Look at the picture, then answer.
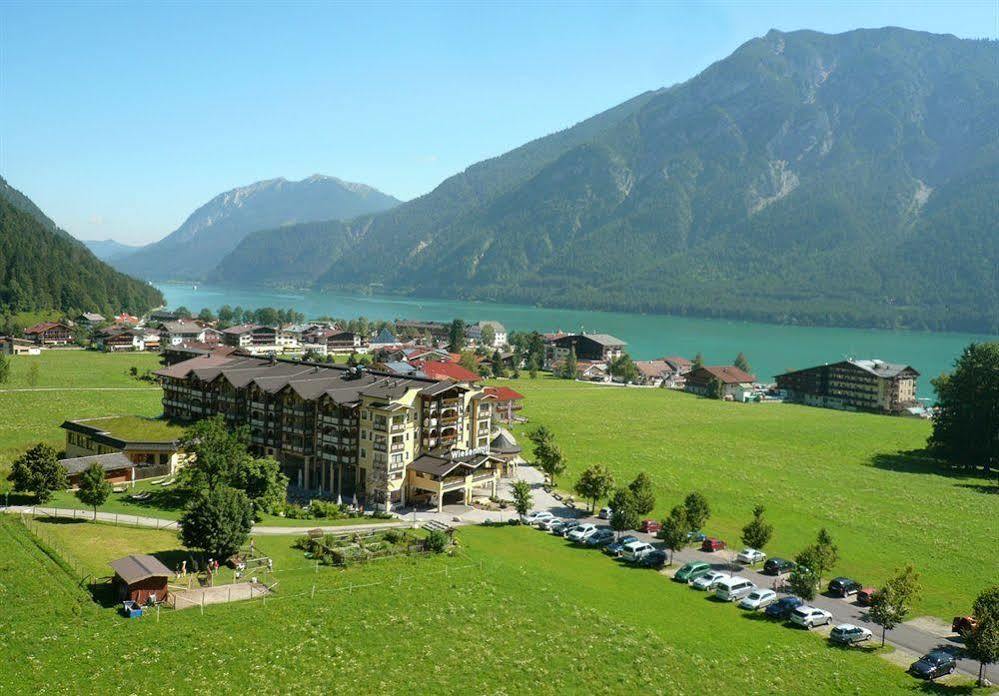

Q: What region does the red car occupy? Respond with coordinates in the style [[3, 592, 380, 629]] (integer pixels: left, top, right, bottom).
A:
[[701, 537, 727, 552], [952, 616, 979, 634], [857, 588, 877, 606], [640, 519, 661, 534]]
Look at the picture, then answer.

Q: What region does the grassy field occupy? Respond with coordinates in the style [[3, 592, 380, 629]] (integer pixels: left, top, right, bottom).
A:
[[1, 517, 977, 694], [500, 377, 997, 620], [75, 414, 185, 441]]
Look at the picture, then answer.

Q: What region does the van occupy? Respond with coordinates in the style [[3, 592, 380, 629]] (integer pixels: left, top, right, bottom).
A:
[[622, 541, 655, 562], [714, 576, 757, 602]]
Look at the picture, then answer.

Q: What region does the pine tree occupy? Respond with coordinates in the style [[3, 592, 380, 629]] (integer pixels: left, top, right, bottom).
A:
[[734, 352, 752, 373], [740, 504, 773, 554]]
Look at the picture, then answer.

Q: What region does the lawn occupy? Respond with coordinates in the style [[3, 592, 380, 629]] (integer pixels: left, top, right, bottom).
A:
[[1, 517, 976, 694], [76, 414, 186, 441], [499, 376, 998, 620]]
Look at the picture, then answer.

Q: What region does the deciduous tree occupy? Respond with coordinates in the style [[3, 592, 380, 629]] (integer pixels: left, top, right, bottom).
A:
[[230, 456, 288, 516], [573, 465, 615, 512], [868, 564, 921, 646], [510, 479, 533, 518], [609, 488, 639, 539], [628, 472, 656, 517], [966, 613, 999, 687], [657, 505, 691, 566], [683, 491, 710, 532], [734, 352, 752, 373], [179, 485, 254, 560], [8, 443, 66, 503], [75, 462, 112, 519]]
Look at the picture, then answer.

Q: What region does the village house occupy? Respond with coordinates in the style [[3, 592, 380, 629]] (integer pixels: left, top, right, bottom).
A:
[[483, 385, 525, 422], [0, 335, 41, 355], [634, 360, 672, 387], [113, 313, 140, 326], [221, 324, 300, 355], [369, 327, 400, 349], [775, 359, 920, 415], [23, 321, 74, 346], [466, 321, 508, 348], [60, 416, 187, 483], [156, 355, 504, 511], [544, 333, 626, 369], [684, 365, 757, 401], [325, 331, 366, 355], [660, 356, 693, 388], [159, 320, 210, 346], [76, 312, 106, 327], [394, 319, 451, 343], [94, 327, 147, 352]]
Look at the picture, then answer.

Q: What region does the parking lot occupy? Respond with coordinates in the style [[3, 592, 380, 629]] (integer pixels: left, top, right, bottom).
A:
[[524, 499, 980, 682]]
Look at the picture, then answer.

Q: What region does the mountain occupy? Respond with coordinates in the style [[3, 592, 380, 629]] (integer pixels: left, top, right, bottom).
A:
[[83, 239, 140, 261], [0, 180, 163, 317], [215, 28, 999, 333], [114, 175, 401, 280]]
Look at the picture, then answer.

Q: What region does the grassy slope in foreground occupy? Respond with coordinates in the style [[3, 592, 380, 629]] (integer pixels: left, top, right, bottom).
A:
[[502, 377, 998, 620], [1, 518, 950, 694]]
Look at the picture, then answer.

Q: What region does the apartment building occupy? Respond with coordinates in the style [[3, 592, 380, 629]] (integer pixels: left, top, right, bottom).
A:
[[156, 355, 499, 510], [221, 324, 300, 355], [544, 333, 626, 368], [775, 359, 919, 414]]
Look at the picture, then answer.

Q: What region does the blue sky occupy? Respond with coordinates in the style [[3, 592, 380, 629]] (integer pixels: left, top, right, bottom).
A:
[[1, 1, 994, 245]]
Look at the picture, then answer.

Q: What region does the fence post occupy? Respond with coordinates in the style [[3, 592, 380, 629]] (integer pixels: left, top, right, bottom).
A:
[[228, 586, 231, 603], [200, 595, 204, 615], [156, 604, 160, 623], [311, 584, 315, 599]]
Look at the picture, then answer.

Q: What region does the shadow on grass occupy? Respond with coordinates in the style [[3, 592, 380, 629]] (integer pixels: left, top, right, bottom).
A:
[[117, 487, 189, 513], [870, 451, 998, 491]]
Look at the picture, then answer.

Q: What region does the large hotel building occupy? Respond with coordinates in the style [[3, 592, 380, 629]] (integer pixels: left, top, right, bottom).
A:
[[156, 354, 501, 510]]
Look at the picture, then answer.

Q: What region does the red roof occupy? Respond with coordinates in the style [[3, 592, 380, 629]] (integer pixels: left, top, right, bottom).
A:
[[484, 386, 525, 402], [415, 360, 479, 382], [690, 365, 756, 384], [24, 321, 68, 334]]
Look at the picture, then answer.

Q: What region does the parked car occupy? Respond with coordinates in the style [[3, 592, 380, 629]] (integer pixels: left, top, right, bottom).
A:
[[567, 523, 598, 542], [828, 577, 862, 598], [636, 549, 668, 568], [830, 624, 873, 645], [790, 606, 833, 629], [857, 588, 877, 606], [686, 530, 707, 543], [535, 516, 561, 531], [909, 650, 957, 680], [952, 616, 979, 634], [763, 558, 795, 576], [584, 528, 615, 547], [521, 510, 555, 526], [640, 519, 662, 534], [605, 535, 640, 557], [764, 596, 804, 620], [598, 507, 612, 520], [674, 561, 712, 583], [736, 548, 767, 565], [551, 520, 580, 537], [691, 570, 731, 591], [738, 588, 778, 610], [701, 537, 727, 552], [715, 576, 758, 602], [622, 540, 656, 562]]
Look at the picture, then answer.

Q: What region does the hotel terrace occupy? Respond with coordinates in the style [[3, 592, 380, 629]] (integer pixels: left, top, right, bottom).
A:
[[156, 354, 502, 510]]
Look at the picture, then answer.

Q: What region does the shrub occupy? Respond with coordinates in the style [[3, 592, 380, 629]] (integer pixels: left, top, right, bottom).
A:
[[426, 530, 449, 553]]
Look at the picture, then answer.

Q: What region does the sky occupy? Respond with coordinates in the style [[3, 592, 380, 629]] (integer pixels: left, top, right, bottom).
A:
[[1, 1, 995, 245]]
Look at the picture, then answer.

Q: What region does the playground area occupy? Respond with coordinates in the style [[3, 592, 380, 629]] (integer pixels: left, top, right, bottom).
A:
[[169, 580, 272, 610]]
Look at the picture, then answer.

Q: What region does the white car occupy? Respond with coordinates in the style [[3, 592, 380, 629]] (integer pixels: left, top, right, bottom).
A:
[[567, 523, 598, 542], [521, 510, 554, 526], [790, 606, 833, 629], [715, 576, 757, 602], [738, 588, 778, 610], [691, 570, 731, 591], [736, 548, 767, 565], [598, 507, 612, 520], [621, 540, 655, 562], [535, 516, 561, 531]]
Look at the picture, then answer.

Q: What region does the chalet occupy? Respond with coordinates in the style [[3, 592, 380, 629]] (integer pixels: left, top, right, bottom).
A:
[[684, 366, 756, 401], [414, 360, 480, 383], [466, 321, 507, 348], [326, 331, 365, 355], [114, 313, 140, 326], [407, 451, 503, 512], [0, 336, 41, 356], [148, 309, 179, 323], [160, 342, 238, 366], [775, 359, 920, 415], [634, 360, 672, 387], [76, 312, 106, 327], [94, 327, 145, 352], [395, 319, 451, 343], [23, 321, 74, 346], [61, 417, 187, 478], [370, 327, 399, 349], [221, 325, 298, 355], [544, 333, 626, 368], [484, 385, 524, 422], [159, 320, 209, 346], [109, 555, 171, 605]]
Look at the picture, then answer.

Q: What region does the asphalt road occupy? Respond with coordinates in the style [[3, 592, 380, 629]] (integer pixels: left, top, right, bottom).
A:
[[538, 509, 982, 683]]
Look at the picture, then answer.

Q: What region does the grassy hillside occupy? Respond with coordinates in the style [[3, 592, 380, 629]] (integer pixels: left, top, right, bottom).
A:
[[503, 377, 996, 619], [2, 518, 959, 694]]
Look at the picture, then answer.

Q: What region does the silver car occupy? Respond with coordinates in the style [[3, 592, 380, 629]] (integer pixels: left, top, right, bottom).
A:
[[691, 570, 730, 591]]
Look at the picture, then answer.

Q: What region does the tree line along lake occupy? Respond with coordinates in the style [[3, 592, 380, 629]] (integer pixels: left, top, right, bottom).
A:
[[156, 283, 994, 400]]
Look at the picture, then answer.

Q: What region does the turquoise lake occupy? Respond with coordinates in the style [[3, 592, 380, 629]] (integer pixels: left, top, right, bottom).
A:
[[156, 282, 994, 400]]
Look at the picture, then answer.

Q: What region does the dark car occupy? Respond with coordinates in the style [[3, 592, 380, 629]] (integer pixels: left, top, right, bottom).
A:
[[763, 558, 796, 576], [857, 588, 877, 606], [701, 537, 727, 552], [952, 616, 979, 635], [909, 650, 957, 680], [686, 530, 707, 543], [828, 577, 862, 597], [764, 595, 804, 620], [604, 535, 640, 557], [636, 549, 668, 568]]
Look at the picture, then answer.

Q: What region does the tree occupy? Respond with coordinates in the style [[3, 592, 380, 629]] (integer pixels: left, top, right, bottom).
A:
[[966, 614, 999, 687], [480, 324, 496, 348], [683, 491, 710, 532], [788, 547, 821, 600], [510, 479, 533, 519], [609, 488, 640, 538], [197, 307, 216, 323], [491, 349, 507, 378], [179, 485, 254, 560], [75, 462, 112, 519], [627, 472, 656, 517], [740, 504, 773, 555], [458, 350, 478, 373], [180, 416, 250, 491], [573, 464, 615, 512], [0, 352, 10, 385], [538, 443, 567, 488], [692, 353, 704, 371], [609, 353, 639, 383], [973, 585, 999, 623], [230, 456, 288, 515], [734, 352, 752, 373], [527, 357, 539, 379], [657, 505, 691, 566], [868, 565, 921, 646], [8, 443, 67, 503], [930, 342, 999, 479], [707, 377, 724, 400], [448, 318, 466, 352], [813, 527, 839, 581], [562, 347, 578, 380]]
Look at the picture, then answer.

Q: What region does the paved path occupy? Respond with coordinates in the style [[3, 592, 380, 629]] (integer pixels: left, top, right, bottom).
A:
[[0, 387, 160, 393]]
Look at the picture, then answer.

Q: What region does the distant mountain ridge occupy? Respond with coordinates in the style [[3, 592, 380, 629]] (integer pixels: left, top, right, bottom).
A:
[[0, 177, 163, 316], [83, 239, 140, 261], [214, 28, 998, 333], [114, 175, 400, 280]]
